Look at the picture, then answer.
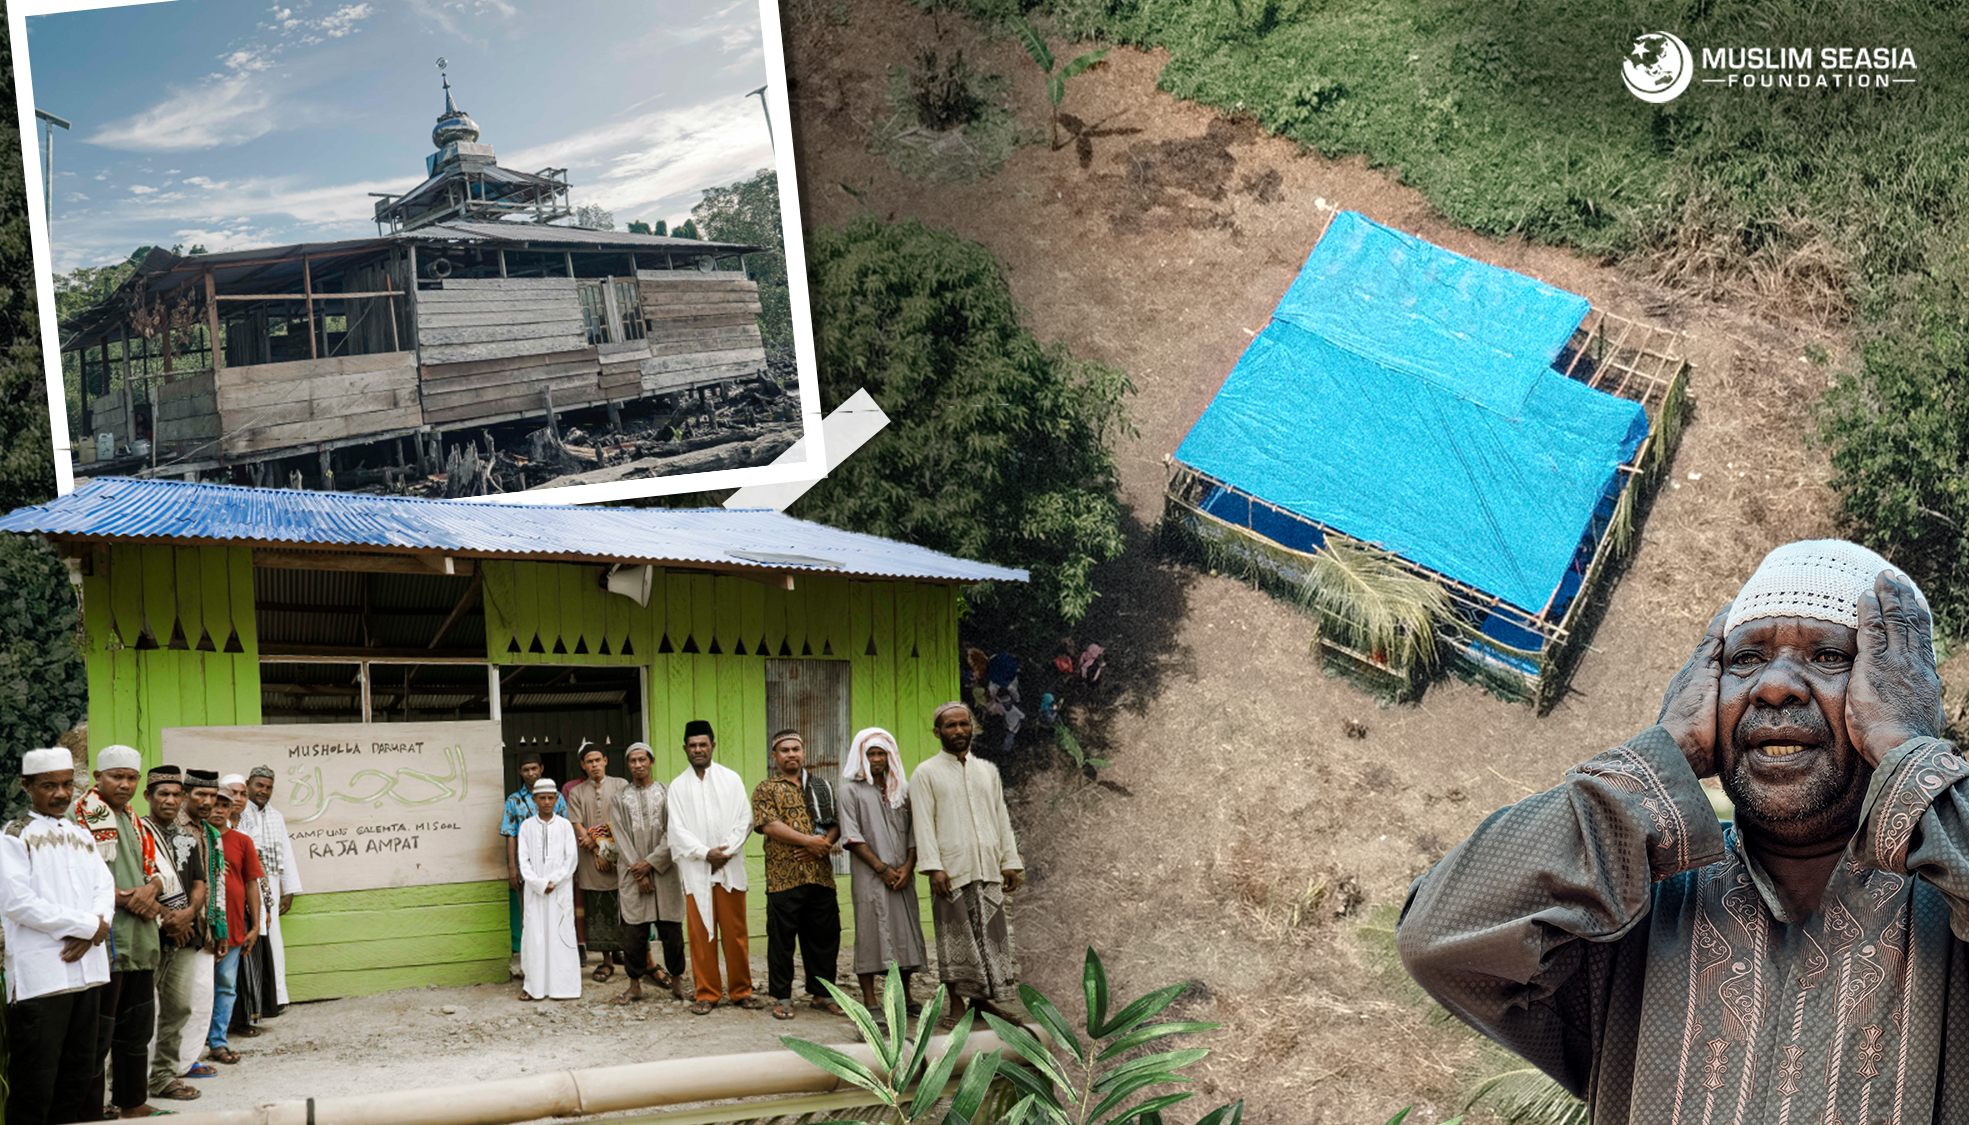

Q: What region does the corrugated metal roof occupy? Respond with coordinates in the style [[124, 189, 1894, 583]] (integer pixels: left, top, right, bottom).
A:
[[408, 222, 760, 255], [6, 478, 1028, 584]]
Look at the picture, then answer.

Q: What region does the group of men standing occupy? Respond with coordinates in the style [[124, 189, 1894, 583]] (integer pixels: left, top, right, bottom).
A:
[[3, 749, 303, 1125], [507, 701, 1026, 1023]]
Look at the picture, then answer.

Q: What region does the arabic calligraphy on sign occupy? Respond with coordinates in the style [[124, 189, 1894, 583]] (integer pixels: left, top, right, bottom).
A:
[[288, 743, 470, 824]]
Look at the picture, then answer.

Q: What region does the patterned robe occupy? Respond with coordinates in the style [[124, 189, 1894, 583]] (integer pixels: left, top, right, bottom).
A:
[[1398, 726, 1969, 1125]]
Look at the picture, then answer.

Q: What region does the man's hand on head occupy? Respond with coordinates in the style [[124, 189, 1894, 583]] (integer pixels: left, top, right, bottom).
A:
[[1846, 570, 1945, 766], [1659, 603, 1732, 777]]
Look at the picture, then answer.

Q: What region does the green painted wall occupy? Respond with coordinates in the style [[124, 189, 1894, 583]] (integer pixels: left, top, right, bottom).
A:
[[83, 550, 962, 1000]]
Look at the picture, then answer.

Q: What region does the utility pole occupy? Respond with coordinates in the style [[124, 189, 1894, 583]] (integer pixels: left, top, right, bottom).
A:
[[746, 86, 772, 153], [35, 109, 71, 222]]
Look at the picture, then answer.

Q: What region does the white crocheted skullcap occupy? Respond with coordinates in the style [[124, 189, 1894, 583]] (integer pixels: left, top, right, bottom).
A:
[[22, 748, 71, 776], [95, 745, 142, 774], [531, 777, 559, 795], [1726, 539, 1925, 636]]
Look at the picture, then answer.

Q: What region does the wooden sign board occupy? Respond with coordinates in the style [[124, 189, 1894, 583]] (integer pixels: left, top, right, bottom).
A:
[[161, 721, 506, 895]]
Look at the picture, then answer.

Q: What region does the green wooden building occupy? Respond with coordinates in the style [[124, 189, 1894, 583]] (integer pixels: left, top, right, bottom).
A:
[[0, 478, 1024, 1001]]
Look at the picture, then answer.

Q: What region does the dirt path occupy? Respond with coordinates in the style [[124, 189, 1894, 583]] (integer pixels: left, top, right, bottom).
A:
[[172, 953, 862, 1115], [785, 5, 1884, 1120]]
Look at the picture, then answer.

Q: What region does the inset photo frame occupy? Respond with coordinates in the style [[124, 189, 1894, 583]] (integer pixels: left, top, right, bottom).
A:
[[11, 0, 826, 505]]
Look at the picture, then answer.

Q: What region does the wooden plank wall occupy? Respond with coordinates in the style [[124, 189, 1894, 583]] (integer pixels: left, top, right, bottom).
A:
[[154, 373, 219, 462], [416, 278, 604, 426], [81, 547, 510, 1002], [635, 272, 767, 397], [479, 561, 960, 942], [215, 352, 420, 456]]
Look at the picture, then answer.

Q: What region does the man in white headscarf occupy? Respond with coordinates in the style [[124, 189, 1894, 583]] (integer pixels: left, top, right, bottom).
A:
[[667, 720, 767, 1015], [3, 747, 114, 1125], [237, 765, 301, 1012], [837, 727, 926, 1012], [1399, 540, 1969, 1124], [516, 778, 580, 1001]]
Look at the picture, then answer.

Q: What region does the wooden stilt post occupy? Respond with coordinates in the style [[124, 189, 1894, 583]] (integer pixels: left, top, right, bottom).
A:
[[303, 255, 317, 360], [564, 251, 575, 278], [544, 385, 560, 444], [498, 250, 508, 279], [319, 447, 334, 491]]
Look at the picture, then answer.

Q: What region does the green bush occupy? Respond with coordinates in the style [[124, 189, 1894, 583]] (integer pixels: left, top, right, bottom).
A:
[[794, 215, 1131, 643], [0, 534, 86, 817]]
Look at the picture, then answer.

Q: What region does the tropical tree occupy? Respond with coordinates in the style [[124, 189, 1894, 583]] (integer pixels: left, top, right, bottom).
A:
[[694, 168, 792, 351]]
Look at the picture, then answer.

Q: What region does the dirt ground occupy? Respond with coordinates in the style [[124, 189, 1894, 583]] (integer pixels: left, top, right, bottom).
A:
[[170, 951, 870, 1115], [780, 3, 1966, 1122]]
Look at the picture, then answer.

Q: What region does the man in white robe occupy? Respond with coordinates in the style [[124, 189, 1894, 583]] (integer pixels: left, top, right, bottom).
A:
[[667, 719, 768, 1014], [3, 746, 115, 1125], [517, 778, 580, 1001], [238, 766, 302, 1010]]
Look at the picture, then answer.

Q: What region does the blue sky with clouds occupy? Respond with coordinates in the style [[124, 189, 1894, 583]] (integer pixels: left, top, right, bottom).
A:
[[27, 0, 776, 272]]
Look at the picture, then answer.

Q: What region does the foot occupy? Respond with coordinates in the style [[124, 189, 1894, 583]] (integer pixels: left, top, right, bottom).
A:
[[689, 1000, 716, 1015], [206, 1047, 240, 1065], [154, 1083, 200, 1103], [772, 1001, 796, 1020], [808, 996, 847, 1016], [119, 1105, 165, 1117], [181, 1065, 218, 1080], [592, 963, 615, 983], [736, 994, 771, 1010], [518, 992, 539, 1002], [611, 988, 643, 1006]]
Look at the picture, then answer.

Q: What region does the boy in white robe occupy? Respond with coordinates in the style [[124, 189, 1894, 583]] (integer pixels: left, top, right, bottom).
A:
[[517, 778, 581, 1001], [3, 747, 115, 1125]]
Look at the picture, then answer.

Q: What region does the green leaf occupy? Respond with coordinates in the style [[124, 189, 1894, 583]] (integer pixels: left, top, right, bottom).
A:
[[1096, 1091, 1196, 1125], [881, 963, 907, 1066], [1019, 983, 1085, 1064], [777, 1037, 894, 1103], [1096, 983, 1187, 1039], [899, 987, 949, 1091], [907, 1008, 976, 1120], [982, 1013, 1079, 1101], [1193, 1101, 1246, 1125], [994, 1060, 1063, 1107], [1011, 15, 1055, 73], [1095, 1021, 1220, 1062], [1083, 947, 1110, 1038], [1047, 73, 1066, 108], [999, 1093, 1046, 1125], [943, 1048, 1000, 1124], [1087, 1072, 1191, 1122], [819, 978, 893, 1071], [1384, 1109, 1413, 1125], [1092, 1049, 1209, 1095], [1060, 49, 1109, 79], [1087, 757, 1113, 769]]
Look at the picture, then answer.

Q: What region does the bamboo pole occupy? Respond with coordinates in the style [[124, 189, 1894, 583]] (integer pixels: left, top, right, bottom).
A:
[[158, 1031, 1008, 1125]]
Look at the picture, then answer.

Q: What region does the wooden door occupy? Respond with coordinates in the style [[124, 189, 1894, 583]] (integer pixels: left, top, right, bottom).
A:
[[765, 659, 852, 874]]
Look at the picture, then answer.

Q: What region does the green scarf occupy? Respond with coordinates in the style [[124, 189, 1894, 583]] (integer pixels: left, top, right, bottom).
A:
[[202, 822, 228, 947]]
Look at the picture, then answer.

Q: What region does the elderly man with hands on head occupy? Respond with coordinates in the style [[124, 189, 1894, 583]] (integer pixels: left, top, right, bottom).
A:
[[1397, 540, 1969, 1124]]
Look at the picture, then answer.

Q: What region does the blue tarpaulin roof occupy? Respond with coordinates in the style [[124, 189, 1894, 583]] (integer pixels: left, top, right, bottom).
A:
[[1174, 211, 1648, 614], [0, 478, 1028, 585]]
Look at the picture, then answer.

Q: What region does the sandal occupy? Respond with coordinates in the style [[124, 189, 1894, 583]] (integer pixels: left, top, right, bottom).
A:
[[689, 1000, 716, 1015], [182, 1066, 218, 1080], [772, 1002, 796, 1020], [611, 991, 643, 1006], [737, 995, 771, 1010], [518, 993, 539, 1002], [809, 997, 847, 1016], [592, 963, 615, 984], [206, 1048, 240, 1065], [233, 1026, 262, 1038], [157, 1083, 200, 1102]]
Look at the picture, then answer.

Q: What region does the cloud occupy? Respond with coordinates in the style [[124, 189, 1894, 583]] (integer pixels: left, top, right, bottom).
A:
[[504, 94, 773, 222], [317, 4, 373, 37], [128, 185, 158, 195], [87, 41, 285, 153]]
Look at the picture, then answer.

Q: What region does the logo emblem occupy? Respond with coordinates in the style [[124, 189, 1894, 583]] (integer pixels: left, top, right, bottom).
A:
[[1623, 32, 1693, 103]]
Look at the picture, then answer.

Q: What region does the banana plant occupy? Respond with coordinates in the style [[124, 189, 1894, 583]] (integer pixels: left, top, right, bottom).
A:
[[779, 964, 1001, 1125], [978, 947, 1241, 1125], [1010, 16, 1108, 151]]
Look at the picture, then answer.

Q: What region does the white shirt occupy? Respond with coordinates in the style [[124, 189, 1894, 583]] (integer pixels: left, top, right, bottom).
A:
[[1, 812, 115, 1002], [667, 762, 752, 930], [238, 800, 303, 897], [910, 751, 1024, 890]]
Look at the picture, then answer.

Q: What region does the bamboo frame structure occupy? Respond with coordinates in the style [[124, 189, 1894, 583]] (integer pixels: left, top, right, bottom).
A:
[[1162, 304, 1691, 711]]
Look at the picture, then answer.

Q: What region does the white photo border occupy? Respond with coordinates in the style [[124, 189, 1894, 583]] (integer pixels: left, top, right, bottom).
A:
[[10, 0, 828, 505]]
